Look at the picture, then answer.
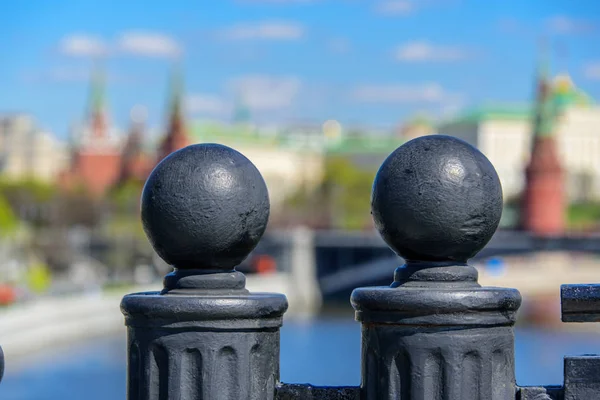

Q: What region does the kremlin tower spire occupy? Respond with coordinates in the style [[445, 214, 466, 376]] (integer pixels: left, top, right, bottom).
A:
[[118, 105, 152, 185], [520, 40, 566, 236], [59, 63, 122, 196], [89, 64, 108, 140], [157, 64, 190, 162]]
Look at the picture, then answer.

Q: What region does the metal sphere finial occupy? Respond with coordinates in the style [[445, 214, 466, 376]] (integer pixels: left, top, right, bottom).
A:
[[141, 143, 270, 270], [371, 135, 503, 263]]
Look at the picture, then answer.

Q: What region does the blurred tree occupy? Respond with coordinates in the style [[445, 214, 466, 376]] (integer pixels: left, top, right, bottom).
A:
[[108, 179, 145, 238], [104, 179, 152, 281], [56, 191, 104, 228], [0, 179, 56, 227], [285, 156, 376, 231], [26, 261, 52, 294], [0, 178, 107, 229], [111, 179, 143, 210], [501, 195, 521, 229], [568, 202, 600, 231], [0, 192, 19, 237]]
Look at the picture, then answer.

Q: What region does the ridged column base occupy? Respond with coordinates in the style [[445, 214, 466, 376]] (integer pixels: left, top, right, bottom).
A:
[[352, 283, 521, 400], [122, 290, 288, 400]]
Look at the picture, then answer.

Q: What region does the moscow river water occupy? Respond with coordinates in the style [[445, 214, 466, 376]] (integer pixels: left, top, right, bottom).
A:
[[2, 316, 600, 400]]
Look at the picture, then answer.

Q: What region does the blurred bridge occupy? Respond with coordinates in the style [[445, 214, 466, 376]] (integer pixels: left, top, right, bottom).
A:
[[3, 228, 597, 360], [261, 229, 600, 301]]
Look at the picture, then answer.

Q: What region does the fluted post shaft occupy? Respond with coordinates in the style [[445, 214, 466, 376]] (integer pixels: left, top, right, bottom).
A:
[[122, 272, 287, 400], [353, 267, 520, 400]]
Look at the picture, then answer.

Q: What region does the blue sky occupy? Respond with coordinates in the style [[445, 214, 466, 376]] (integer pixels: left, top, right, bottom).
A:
[[0, 0, 599, 139]]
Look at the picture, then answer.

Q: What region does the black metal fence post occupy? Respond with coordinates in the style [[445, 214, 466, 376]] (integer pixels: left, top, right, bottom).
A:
[[121, 144, 288, 400], [0, 344, 4, 384], [560, 284, 600, 399], [351, 135, 522, 400]]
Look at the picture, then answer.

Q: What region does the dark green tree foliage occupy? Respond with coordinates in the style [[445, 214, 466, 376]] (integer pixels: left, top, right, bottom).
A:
[[0, 192, 18, 237], [286, 156, 376, 231], [568, 202, 600, 231], [108, 178, 146, 239], [0, 179, 56, 226]]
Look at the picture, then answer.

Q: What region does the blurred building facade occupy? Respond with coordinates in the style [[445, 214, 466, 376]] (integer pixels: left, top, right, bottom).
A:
[[398, 115, 436, 141], [0, 61, 404, 211], [191, 121, 327, 211], [191, 119, 404, 211], [59, 68, 185, 196], [117, 106, 154, 186], [156, 67, 191, 163], [439, 74, 600, 203], [0, 114, 68, 182]]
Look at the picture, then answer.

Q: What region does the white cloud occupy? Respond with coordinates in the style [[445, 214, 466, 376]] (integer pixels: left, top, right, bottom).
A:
[[229, 75, 301, 110], [59, 35, 109, 57], [186, 94, 230, 115], [117, 32, 182, 58], [47, 67, 91, 82], [21, 67, 143, 84], [584, 62, 600, 81], [375, 1, 415, 16], [352, 82, 461, 104], [546, 16, 598, 35], [58, 32, 182, 59], [21, 67, 90, 83], [395, 41, 471, 62], [220, 21, 304, 40]]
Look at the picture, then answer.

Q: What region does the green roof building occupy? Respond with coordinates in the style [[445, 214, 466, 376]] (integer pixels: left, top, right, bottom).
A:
[[437, 73, 600, 212]]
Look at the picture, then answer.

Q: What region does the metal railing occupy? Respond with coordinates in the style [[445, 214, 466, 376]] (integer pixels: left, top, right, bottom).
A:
[[2, 134, 599, 399]]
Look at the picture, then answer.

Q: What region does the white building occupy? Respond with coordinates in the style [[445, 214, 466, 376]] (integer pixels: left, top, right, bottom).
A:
[[191, 120, 327, 211], [190, 120, 402, 212], [0, 114, 68, 182], [438, 75, 600, 202]]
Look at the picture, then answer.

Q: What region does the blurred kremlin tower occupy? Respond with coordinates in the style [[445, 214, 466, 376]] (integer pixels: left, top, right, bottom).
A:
[[117, 105, 153, 186], [60, 64, 191, 196], [520, 47, 566, 236], [59, 66, 123, 196], [156, 66, 190, 163]]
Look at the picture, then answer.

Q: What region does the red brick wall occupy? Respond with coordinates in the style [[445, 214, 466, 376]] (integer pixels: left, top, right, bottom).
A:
[[73, 152, 122, 196]]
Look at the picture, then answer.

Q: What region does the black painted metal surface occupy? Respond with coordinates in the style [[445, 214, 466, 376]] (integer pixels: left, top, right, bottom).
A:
[[354, 135, 521, 400], [561, 284, 600, 322], [122, 143, 287, 400], [564, 356, 600, 399], [558, 286, 600, 399], [518, 386, 562, 400], [0, 345, 4, 384], [276, 384, 360, 400]]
